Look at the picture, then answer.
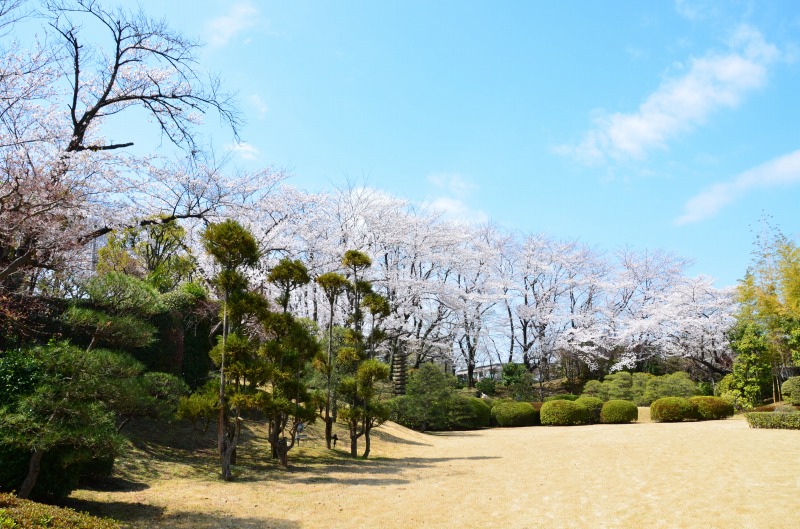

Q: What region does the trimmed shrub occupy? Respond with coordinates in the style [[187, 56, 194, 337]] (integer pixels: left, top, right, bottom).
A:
[[0, 493, 119, 529], [746, 412, 800, 430], [689, 396, 734, 420], [774, 404, 797, 413], [543, 394, 580, 402], [452, 397, 491, 429], [650, 397, 695, 422], [540, 400, 589, 426], [600, 400, 638, 424], [781, 376, 800, 406], [491, 402, 537, 427], [574, 396, 604, 423]]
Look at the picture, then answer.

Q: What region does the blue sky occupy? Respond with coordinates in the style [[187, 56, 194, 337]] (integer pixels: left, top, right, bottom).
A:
[[133, 0, 800, 286]]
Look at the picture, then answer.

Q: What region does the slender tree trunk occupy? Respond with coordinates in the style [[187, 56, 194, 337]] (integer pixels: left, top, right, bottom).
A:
[[218, 292, 228, 464], [325, 301, 335, 449], [221, 410, 240, 481], [363, 422, 372, 458], [18, 448, 45, 499], [350, 430, 358, 458]]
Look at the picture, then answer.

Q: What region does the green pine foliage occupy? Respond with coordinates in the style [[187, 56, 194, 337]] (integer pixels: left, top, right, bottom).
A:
[[0, 342, 164, 498], [581, 371, 700, 406]]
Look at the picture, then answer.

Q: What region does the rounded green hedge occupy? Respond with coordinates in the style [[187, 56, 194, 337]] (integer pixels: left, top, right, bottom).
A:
[[600, 400, 638, 423], [491, 401, 538, 427], [574, 396, 604, 423], [688, 396, 734, 420], [467, 397, 491, 427], [540, 400, 589, 426], [650, 397, 695, 422]]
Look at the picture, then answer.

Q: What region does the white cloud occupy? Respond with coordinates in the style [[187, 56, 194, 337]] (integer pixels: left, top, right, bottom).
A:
[[675, 149, 800, 225], [206, 2, 258, 48], [248, 94, 269, 119], [227, 142, 260, 161], [559, 25, 779, 165], [674, 0, 721, 21], [423, 173, 487, 224]]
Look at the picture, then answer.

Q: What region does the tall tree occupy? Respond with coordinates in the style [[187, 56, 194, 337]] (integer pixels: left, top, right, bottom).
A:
[[201, 219, 261, 481], [315, 271, 348, 449]]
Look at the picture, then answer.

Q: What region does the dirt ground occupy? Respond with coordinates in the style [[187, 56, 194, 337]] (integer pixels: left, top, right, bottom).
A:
[[67, 411, 800, 529]]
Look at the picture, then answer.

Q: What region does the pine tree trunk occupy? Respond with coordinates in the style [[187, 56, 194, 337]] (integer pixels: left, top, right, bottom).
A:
[[325, 416, 333, 449], [350, 434, 358, 457], [363, 424, 371, 458], [18, 448, 44, 499]]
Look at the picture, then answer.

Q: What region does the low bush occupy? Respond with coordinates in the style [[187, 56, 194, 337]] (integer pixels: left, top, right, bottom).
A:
[[689, 396, 734, 420], [540, 400, 588, 426], [491, 402, 538, 427], [781, 377, 800, 406], [745, 412, 800, 430], [574, 396, 604, 423], [650, 397, 695, 422], [543, 394, 579, 402], [450, 397, 491, 429], [0, 492, 119, 528], [600, 400, 638, 424], [773, 404, 797, 413]]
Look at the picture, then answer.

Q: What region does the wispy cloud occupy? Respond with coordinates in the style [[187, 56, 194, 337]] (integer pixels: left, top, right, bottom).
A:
[[227, 142, 260, 161], [248, 94, 269, 119], [422, 173, 488, 224], [674, 0, 723, 21], [675, 149, 800, 225], [558, 25, 779, 165], [205, 2, 259, 48]]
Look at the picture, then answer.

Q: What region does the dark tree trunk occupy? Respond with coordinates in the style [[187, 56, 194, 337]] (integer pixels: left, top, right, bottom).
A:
[[363, 423, 372, 458], [325, 416, 333, 449], [18, 448, 45, 499]]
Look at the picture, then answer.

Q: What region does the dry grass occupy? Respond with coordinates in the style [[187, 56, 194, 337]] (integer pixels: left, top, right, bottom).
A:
[[64, 411, 800, 529]]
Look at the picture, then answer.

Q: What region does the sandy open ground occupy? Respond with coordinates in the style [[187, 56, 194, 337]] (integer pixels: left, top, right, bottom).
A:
[[68, 412, 800, 529]]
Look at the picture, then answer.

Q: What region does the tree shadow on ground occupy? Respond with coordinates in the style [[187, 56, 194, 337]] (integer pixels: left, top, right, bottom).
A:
[[80, 475, 150, 492], [277, 455, 500, 486], [137, 511, 300, 529], [58, 497, 299, 529], [368, 429, 431, 446], [57, 497, 164, 524]]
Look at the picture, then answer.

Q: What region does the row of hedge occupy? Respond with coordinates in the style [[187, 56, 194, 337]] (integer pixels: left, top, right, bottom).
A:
[[489, 397, 639, 427], [745, 412, 800, 430], [649, 396, 734, 422], [394, 393, 735, 430], [489, 395, 735, 427]]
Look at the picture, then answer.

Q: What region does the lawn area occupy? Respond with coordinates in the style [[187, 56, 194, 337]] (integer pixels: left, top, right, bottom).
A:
[[64, 413, 798, 529]]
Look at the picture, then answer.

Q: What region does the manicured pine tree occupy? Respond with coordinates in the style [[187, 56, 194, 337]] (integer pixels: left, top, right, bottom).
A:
[[201, 220, 261, 481]]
